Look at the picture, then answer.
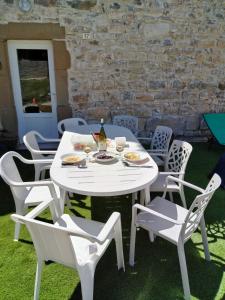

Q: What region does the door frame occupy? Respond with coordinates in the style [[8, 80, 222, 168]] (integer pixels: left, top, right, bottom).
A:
[[7, 40, 58, 143]]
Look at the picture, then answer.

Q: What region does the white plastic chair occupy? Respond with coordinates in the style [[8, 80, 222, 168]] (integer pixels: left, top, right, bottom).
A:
[[129, 173, 221, 300], [57, 117, 88, 135], [23, 131, 59, 180], [0, 151, 60, 241], [148, 140, 193, 208], [11, 199, 125, 300], [113, 115, 139, 136], [139, 126, 173, 167]]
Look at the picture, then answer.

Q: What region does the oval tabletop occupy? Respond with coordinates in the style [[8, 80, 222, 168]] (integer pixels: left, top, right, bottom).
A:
[[50, 125, 158, 197]]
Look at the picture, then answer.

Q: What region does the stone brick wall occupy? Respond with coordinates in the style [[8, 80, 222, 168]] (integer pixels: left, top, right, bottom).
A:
[[1, 0, 225, 138]]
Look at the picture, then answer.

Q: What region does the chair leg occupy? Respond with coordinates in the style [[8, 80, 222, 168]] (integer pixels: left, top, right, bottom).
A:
[[177, 243, 191, 300], [79, 265, 95, 300], [129, 222, 137, 266], [144, 187, 151, 205], [140, 190, 145, 206], [169, 192, 174, 202], [59, 188, 67, 215], [40, 170, 46, 180], [14, 222, 21, 241], [68, 192, 73, 198], [35, 171, 40, 181], [34, 260, 43, 300], [65, 192, 72, 208], [132, 192, 137, 205], [148, 231, 155, 242], [179, 187, 187, 208], [200, 217, 210, 261], [114, 219, 125, 271], [34, 167, 41, 181]]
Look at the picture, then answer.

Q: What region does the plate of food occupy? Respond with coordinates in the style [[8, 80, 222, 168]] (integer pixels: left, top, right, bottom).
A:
[[93, 152, 117, 163], [61, 153, 86, 165], [123, 152, 148, 164]]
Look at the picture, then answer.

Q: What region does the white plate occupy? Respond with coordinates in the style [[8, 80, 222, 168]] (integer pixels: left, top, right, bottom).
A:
[[123, 152, 148, 164], [61, 153, 86, 164], [93, 152, 117, 163]]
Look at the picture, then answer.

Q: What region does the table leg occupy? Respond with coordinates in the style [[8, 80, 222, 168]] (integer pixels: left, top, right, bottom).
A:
[[144, 186, 151, 205], [140, 190, 145, 205], [59, 188, 66, 215]]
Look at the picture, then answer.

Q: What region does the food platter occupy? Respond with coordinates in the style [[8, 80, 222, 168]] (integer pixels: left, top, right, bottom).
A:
[[93, 151, 117, 163], [123, 151, 148, 164], [61, 153, 86, 165]]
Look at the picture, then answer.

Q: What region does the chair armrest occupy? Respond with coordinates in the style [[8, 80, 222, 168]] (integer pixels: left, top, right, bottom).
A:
[[40, 137, 60, 143], [25, 199, 54, 219], [17, 156, 53, 165], [9, 179, 55, 188], [62, 212, 121, 244], [35, 131, 60, 143], [160, 172, 185, 176], [133, 203, 184, 225], [96, 212, 121, 244], [39, 164, 52, 172], [148, 150, 168, 157], [12, 183, 60, 222], [29, 149, 57, 155], [165, 176, 205, 193]]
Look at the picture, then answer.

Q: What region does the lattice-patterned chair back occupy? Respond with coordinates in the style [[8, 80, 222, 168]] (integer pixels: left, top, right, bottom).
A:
[[165, 140, 192, 179], [113, 115, 138, 136], [151, 126, 173, 152], [181, 173, 221, 242]]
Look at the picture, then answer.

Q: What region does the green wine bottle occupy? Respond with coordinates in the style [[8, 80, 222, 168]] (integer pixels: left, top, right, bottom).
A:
[[99, 118, 107, 151]]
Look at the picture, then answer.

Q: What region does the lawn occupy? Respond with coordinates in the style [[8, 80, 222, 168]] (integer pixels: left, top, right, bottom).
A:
[[0, 143, 225, 300]]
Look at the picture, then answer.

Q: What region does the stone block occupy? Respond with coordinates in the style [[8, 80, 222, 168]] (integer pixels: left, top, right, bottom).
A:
[[87, 107, 110, 120], [163, 39, 173, 46], [148, 80, 166, 89], [73, 94, 89, 104], [188, 80, 207, 89], [67, 0, 97, 10], [145, 114, 186, 136], [142, 23, 170, 39], [218, 82, 225, 90], [185, 115, 200, 131], [136, 93, 154, 102], [34, 0, 57, 6], [172, 80, 186, 89], [122, 91, 135, 101]]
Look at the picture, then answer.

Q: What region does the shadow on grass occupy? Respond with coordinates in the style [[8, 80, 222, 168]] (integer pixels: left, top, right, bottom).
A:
[[18, 238, 33, 245], [67, 193, 225, 300], [68, 229, 224, 300]]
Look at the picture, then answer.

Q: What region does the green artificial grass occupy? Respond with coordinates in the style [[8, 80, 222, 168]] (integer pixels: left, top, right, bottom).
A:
[[0, 144, 225, 300]]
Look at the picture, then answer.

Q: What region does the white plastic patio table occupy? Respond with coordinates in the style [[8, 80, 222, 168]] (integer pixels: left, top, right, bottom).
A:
[[50, 124, 158, 212]]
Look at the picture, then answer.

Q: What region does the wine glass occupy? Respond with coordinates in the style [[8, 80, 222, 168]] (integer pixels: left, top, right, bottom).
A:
[[84, 145, 92, 163], [116, 144, 124, 160]]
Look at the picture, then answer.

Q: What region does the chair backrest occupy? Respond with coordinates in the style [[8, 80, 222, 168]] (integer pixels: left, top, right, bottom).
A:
[[57, 118, 87, 135], [151, 126, 173, 152], [165, 140, 192, 180], [0, 151, 29, 212], [113, 115, 138, 136], [23, 131, 43, 160], [11, 214, 78, 268], [181, 173, 221, 242]]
